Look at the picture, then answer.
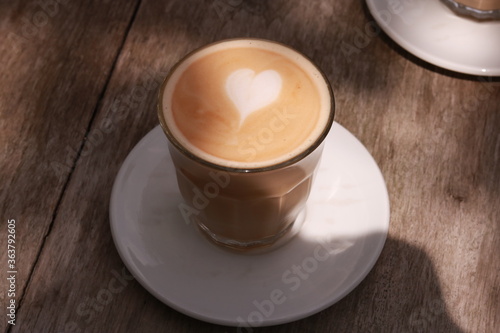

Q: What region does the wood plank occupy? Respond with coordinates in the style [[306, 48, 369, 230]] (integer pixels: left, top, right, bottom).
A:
[[0, 0, 140, 331], [3, 0, 500, 332]]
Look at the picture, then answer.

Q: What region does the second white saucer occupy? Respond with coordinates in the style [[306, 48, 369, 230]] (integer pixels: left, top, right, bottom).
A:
[[366, 0, 500, 76]]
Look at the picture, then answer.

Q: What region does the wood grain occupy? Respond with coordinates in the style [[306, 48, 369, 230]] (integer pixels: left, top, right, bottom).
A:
[[1, 0, 499, 332], [0, 0, 141, 331]]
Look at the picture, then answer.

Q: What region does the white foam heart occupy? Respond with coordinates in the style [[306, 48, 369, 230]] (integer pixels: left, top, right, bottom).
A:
[[225, 69, 282, 126]]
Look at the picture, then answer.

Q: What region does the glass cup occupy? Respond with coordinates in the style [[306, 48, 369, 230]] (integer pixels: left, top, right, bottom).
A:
[[441, 0, 500, 19], [157, 39, 335, 253]]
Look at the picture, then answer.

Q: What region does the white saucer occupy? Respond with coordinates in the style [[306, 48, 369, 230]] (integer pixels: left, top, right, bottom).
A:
[[109, 123, 390, 327], [366, 0, 500, 76]]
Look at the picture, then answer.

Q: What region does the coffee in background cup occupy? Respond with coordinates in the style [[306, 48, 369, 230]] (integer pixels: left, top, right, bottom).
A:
[[158, 38, 334, 253], [441, 0, 500, 19]]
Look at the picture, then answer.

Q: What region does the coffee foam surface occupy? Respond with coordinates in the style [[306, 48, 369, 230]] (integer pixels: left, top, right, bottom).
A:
[[161, 39, 332, 169]]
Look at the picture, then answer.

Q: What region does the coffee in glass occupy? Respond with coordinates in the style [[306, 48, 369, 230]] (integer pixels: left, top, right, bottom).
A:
[[158, 38, 334, 252]]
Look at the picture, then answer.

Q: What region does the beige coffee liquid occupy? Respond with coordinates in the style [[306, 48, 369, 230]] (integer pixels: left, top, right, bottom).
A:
[[161, 39, 331, 169], [457, 0, 500, 10]]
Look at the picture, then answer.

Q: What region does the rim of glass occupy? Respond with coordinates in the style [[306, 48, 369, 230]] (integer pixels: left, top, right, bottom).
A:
[[157, 38, 335, 174]]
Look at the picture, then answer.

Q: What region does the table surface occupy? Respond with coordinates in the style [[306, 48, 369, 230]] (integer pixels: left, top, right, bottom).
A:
[[1, 0, 499, 332]]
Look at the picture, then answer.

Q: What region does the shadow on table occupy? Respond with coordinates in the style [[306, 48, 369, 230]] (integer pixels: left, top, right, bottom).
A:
[[251, 234, 465, 333], [146, 232, 465, 333]]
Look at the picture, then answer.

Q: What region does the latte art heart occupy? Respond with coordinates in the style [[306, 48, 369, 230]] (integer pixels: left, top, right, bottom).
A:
[[225, 69, 282, 126]]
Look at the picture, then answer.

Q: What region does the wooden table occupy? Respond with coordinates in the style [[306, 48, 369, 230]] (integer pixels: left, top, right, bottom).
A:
[[1, 0, 499, 332]]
